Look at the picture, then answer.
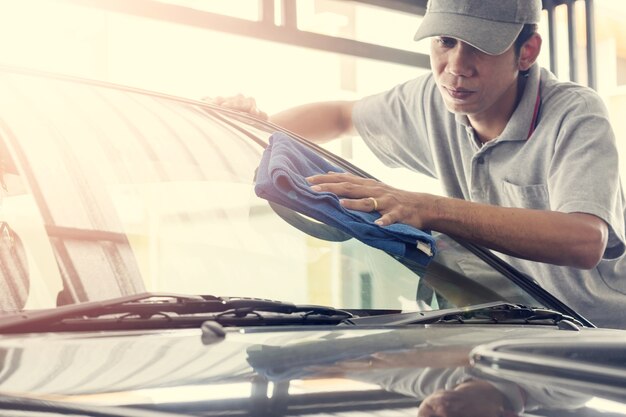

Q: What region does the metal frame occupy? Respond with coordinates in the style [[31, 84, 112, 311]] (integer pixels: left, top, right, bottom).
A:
[[64, 0, 430, 69], [585, 0, 597, 89], [543, 0, 597, 89], [64, 0, 596, 89]]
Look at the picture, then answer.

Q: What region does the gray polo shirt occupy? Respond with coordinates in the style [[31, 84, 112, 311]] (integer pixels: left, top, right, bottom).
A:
[[353, 64, 626, 329]]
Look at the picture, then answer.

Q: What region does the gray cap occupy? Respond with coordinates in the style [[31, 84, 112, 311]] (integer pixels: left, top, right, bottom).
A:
[[414, 0, 542, 55]]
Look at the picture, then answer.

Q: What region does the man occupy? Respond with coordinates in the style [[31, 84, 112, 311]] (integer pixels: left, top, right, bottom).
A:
[[212, 0, 626, 329]]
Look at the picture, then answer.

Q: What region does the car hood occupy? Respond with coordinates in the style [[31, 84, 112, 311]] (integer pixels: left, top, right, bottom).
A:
[[0, 324, 623, 416]]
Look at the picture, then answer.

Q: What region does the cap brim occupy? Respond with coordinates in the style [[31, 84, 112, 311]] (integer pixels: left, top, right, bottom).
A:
[[414, 12, 523, 55]]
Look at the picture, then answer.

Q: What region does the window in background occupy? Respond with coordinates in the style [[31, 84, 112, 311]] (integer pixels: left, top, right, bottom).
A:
[[0, 1, 416, 113], [296, 0, 427, 54], [153, 0, 259, 21], [549, 2, 588, 85], [593, 0, 626, 182], [0, 1, 109, 80]]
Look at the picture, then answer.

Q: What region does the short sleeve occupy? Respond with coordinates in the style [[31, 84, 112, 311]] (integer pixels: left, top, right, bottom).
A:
[[352, 75, 438, 178], [548, 90, 626, 259]]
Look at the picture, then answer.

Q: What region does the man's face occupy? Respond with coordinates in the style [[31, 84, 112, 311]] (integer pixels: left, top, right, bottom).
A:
[[430, 37, 520, 120]]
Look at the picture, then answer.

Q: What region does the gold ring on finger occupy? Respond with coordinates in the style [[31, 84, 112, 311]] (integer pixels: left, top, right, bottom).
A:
[[369, 197, 378, 211]]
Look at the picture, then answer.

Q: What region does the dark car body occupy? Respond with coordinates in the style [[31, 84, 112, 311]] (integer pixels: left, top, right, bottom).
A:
[[0, 66, 624, 416], [0, 325, 623, 417]]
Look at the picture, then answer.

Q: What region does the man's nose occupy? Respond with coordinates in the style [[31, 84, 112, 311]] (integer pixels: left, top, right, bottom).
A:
[[445, 45, 474, 77]]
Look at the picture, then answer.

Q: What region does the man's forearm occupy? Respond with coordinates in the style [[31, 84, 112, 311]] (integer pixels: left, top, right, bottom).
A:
[[307, 172, 609, 270], [424, 195, 608, 269], [269, 101, 356, 143]]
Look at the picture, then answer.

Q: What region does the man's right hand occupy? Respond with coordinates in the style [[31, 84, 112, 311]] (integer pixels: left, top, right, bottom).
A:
[[202, 94, 268, 121]]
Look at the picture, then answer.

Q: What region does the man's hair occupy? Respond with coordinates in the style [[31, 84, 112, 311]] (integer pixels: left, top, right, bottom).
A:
[[514, 23, 539, 57]]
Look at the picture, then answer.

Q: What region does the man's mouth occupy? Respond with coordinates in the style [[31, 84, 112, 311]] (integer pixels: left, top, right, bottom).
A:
[[444, 86, 475, 99]]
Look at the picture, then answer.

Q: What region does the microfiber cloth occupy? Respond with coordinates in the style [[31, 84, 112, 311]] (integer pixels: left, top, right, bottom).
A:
[[254, 132, 436, 266]]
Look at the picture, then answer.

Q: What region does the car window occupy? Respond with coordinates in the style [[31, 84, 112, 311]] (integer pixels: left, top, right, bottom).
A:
[[0, 70, 546, 313]]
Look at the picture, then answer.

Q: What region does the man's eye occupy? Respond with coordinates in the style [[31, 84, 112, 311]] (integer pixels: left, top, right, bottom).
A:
[[437, 37, 456, 48]]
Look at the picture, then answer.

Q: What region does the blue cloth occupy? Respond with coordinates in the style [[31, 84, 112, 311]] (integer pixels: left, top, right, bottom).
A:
[[254, 132, 436, 266]]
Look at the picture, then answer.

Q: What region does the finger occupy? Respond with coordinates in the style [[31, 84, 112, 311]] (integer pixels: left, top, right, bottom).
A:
[[214, 95, 255, 112], [247, 98, 268, 120], [236, 95, 253, 110], [306, 172, 355, 185], [340, 197, 378, 212], [308, 173, 379, 189], [228, 95, 248, 110], [375, 212, 396, 226], [309, 182, 373, 199]]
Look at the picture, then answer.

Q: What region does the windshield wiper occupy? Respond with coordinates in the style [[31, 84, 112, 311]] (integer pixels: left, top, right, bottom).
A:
[[0, 292, 161, 333], [0, 292, 355, 333], [341, 301, 583, 329]]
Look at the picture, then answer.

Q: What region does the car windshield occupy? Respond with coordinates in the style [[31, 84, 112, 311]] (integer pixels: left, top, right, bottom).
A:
[[0, 68, 549, 316]]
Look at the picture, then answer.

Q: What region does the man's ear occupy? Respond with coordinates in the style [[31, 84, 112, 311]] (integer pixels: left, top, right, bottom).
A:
[[518, 33, 542, 71]]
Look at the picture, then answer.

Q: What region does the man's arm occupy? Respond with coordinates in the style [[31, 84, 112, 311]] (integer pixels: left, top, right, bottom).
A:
[[308, 173, 608, 269], [206, 95, 356, 143], [270, 101, 357, 143], [420, 196, 608, 269]]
